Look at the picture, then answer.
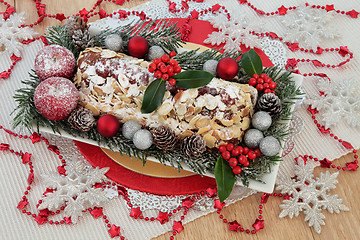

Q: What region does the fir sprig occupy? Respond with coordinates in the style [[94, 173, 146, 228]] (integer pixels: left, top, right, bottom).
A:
[[44, 25, 79, 57]]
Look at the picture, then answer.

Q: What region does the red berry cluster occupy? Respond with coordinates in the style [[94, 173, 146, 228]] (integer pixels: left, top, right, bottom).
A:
[[148, 51, 181, 86], [248, 73, 277, 94], [219, 143, 261, 175]]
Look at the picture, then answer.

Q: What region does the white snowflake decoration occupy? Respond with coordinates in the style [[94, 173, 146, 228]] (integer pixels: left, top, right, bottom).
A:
[[281, 5, 337, 51], [204, 13, 262, 52], [0, 12, 39, 57], [39, 160, 109, 223], [276, 158, 349, 234], [305, 78, 360, 129]]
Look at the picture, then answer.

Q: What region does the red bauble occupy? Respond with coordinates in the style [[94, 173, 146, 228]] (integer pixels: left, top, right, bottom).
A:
[[97, 114, 120, 137], [127, 36, 149, 58], [34, 77, 78, 121], [34, 45, 76, 81], [216, 57, 239, 80]]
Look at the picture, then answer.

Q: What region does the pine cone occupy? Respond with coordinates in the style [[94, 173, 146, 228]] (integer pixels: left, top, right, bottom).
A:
[[72, 29, 94, 50], [181, 134, 206, 159], [67, 107, 95, 132], [152, 126, 178, 151], [257, 93, 282, 117], [65, 16, 87, 37]]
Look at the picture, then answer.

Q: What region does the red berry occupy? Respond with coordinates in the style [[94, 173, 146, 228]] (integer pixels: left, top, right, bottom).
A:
[[154, 70, 162, 79], [169, 51, 176, 58], [219, 145, 227, 153], [169, 59, 178, 66], [232, 166, 242, 175], [226, 143, 234, 151], [248, 151, 256, 160], [235, 146, 243, 155], [160, 64, 167, 73], [271, 90, 276, 94], [256, 84, 264, 91], [222, 151, 231, 160], [243, 147, 249, 155], [269, 82, 277, 89], [252, 74, 259, 79], [162, 74, 169, 81], [157, 62, 165, 69], [257, 78, 264, 84], [263, 83, 269, 89], [148, 63, 156, 73], [264, 89, 272, 93], [168, 78, 176, 86], [242, 160, 250, 167], [264, 76, 272, 83], [174, 64, 181, 73], [166, 65, 174, 74], [154, 58, 161, 64], [161, 54, 170, 63], [254, 149, 262, 157], [248, 78, 257, 86], [238, 155, 248, 164], [232, 148, 240, 156], [260, 73, 267, 79], [229, 158, 238, 167]]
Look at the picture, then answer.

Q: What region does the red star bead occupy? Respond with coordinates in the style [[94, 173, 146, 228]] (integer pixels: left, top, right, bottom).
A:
[[311, 60, 323, 67], [91, 207, 103, 218], [288, 43, 299, 51], [252, 219, 264, 231], [0, 143, 10, 151], [34, 215, 48, 225], [325, 5, 335, 12], [28, 173, 34, 185], [182, 1, 189, 9], [318, 126, 330, 134], [307, 106, 319, 115], [346, 162, 358, 171], [173, 221, 184, 233], [316, 47, 324, 54], [5, 6, 15, 17], [30, 132, 41, 144], [191, 9, 199, 19], [79, 8, 89, 16], [48, 145, 59, 153], [138, 11, 146, 21], [182, 197, 195, 208], [10, 54, 22, 62], [319, 158, 332, 168], [339, 46, 350, 57], [341, 141, 353, 150], [156, 211, 169, 224], [214, 199, 225, 211], [278, 5, 288, 15], [55, 14, 66, 22], [43, 188, 54, 196], [239, 0, 247, 4], [99, 9, 107, 19], [228, 220, 241, 232], [0, 71, 11, 79], [108, 225, 121, 238], [347, 10, 359, 18], [212, 4, 221, 12], [22, 152, 31, 164], [17, 199, 29, 209], [57, 166, 66, 175], [115, 0, 125, 4], [286, 58, 298, 68], [64, 217, 72, 224], [130, 207, 142, 219], [268, 32, 279, 39], [37, 4, 46, 16], [206, 187, 217, 198], [117, 186, 127, 196], [169, 2, 176, 11], [39, 209, 51, 217], [261, 193, 270, 204]]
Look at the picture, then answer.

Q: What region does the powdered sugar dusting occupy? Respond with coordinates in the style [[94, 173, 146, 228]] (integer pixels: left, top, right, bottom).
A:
[[34, 45, 76, 80], [34, 77, 79, 121]]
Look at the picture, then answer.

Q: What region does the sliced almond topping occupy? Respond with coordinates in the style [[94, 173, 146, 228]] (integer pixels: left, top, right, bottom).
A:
[[157, 102, 173, 116], [203, 133, 217, 148], [195, 116, 210, 128], [85, 103, 100, 116], [197, 126, 211, 135], [241, 117, 250, 130]]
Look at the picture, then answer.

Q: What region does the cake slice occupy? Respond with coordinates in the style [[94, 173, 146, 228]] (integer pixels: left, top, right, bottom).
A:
[[74, 47, 258, 148]]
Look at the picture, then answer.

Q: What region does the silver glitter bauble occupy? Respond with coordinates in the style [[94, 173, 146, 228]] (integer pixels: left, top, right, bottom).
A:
[[104, 34, 123, 52], [147, 46, 165, 61], [203, 59, 218, 75], [259, 136, 280, 157], [133, 129, 153, 150], [244, 129, 264, 149], [122, 120, 141, 140], [252, 111, 272, 131]]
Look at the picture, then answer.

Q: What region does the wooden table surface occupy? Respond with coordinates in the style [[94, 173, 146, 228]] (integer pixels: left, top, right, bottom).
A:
[[7, 0, 359, 239]]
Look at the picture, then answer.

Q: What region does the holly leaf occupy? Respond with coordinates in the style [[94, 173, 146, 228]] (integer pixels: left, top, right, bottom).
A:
[[240, 49, 262, 76], [214, 156, 236, 203], [141, 79, 166, 113], [173, 70, 214, 89]]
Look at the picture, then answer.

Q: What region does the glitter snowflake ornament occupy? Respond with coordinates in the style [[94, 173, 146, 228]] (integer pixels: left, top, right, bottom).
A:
[[204, 13, 262, 51], [39, 160, 109, 223], [281, 5, 337, 51], [305, 78, 360, 128], [276, 157, 349, 234], [0, 12, 38, 57]]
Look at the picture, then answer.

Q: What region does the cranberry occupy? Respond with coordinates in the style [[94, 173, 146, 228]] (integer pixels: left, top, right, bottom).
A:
[[229, 158, 238, 167], [226, 143, 234, 151], [232, 166, 242, 175], [263, 83, 269, 89], [254, 149, 262, 157], [219, 145, 227, 153], [243, 147, 249, 155], [154, 70, 162, 79], [256, 84, 264, 91], [252, 74, 259, 79], [257, 78, 264, 84], [248, 151, 256, 160], [166, 65, 174, 74], [154, 58, 161, 64], [269, 82, 277, 89], [160, 65, 167, 73], [174, 65, 181, 73], [242, 160, 250, 167], [248, 78, 257, 86], [232, 148, 240, 156], [162, 74, 169, 81], [222, 151, 231, 160], [238, 155, 248, 164], [169, 78, 176, 86], [161, 54, 170, 63], [169, 51, 176, 57], [148, 63, 156, 73], [169, 59, 178, 66], [235, 146, 243, 155]]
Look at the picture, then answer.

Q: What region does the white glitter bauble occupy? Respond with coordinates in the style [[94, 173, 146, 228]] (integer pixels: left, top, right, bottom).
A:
[[133, 129, 153, 150], [104, 34, 123, 52], [244, 129, 264, 149], [203, 59, 218, 75], [252, 111, 272, 131], [259, 136, 280, 157], [147, 46, 165, 61], [122, 120, 141, 140]]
